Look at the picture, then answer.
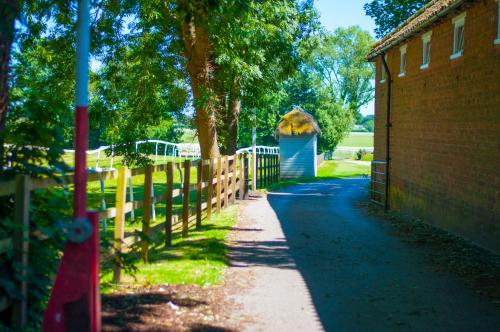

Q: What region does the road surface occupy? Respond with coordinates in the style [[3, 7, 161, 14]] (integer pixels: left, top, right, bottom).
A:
[[227, 178, 500, 331]]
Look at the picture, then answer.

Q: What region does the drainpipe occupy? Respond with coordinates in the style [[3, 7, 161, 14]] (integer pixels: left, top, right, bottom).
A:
[[381, 53, 392, 211]]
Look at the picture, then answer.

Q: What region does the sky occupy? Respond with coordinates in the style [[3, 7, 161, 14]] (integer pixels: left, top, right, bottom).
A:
[[314, 0, 376, 116]]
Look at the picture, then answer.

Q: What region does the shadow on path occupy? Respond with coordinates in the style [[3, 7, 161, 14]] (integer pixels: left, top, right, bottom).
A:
[[234, 178, 500, 331]]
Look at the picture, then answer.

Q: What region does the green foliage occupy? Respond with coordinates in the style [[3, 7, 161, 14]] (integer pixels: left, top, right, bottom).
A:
[[364, 0, 430, 38]]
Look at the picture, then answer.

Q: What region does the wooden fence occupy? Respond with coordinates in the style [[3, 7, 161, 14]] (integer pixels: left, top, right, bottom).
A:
[[0, 154, 250, 329], [255, 154, 280, 189]]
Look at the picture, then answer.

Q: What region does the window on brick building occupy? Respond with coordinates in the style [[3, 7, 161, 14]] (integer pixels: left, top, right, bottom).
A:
[[399, 45, 407, 77], [421, 31, 432, 69], [451, 12, 466, 59], [380, 54, 387, 83], [496, 1, 500, 44]]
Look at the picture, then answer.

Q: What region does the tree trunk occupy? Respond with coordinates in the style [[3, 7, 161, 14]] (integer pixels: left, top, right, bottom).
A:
[[224, 76, 241, 155], [179, 2, 220, 160], [0, 0, 19, 170]]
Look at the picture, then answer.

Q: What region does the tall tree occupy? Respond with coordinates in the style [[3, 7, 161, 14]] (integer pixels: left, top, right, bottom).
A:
[[310, 27, 375, 121], [364, 0, 430, 38], [0, 0, 20, 170]]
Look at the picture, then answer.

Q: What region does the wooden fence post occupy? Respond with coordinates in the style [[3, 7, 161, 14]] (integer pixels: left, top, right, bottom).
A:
[[216, 156, 222, 213], [239, 155, 244, 199], [182, 160, 191, 237], [244, 155, 250, 199], [224, 157, 229, 207], [165, 162, 173, 247], [141, 165, 153, 262], [263, 154, 268, 187], [258, 155, 262, 189], [113, 166, 128, 283], [231, 154, 237, 204], [12, 175, 30, 329], [196, 160, 203, 227], [206, 159, 213, 218]]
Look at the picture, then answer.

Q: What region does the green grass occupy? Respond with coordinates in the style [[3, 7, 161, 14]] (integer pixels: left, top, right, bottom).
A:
[[262, 160, 370, 191], [338, 132, 374, 147], [101, 206, 238, 292]]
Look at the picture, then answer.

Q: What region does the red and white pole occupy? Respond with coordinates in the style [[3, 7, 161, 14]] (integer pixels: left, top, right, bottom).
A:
[[74, 0, 90, 219], [42, 0, 100, 330]]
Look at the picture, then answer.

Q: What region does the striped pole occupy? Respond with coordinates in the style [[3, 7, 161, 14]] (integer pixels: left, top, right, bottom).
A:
[[73, 0, 90, 219], [42, 1, 100, 331]]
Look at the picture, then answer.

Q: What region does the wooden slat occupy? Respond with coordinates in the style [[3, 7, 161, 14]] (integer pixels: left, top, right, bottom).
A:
[[165, 162, 174, 247], [141, 165, 153, 262], [113, 167, 128, 283], [231, 154, 237, 204], [216, 156, 222, 213], [224, 157, 229, 208], [12, 176, 30, 328], [239, 155, 244, 200], [206, 159, 213, 219], [196, 161, 203, 227], [182, 160, 191, 237]]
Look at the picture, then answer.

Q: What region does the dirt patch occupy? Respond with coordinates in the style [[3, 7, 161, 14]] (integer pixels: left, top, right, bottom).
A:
[[361, 202, 500, 306], [102, 284, 238, 332]]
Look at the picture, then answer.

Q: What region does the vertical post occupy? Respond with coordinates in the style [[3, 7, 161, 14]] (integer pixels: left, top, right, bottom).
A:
[[165, 162, 174, 247], [12, 175, 30, 329], [182, 160, 190, 237], [206, 159, 213, 219], [239, 154, 244, 199], [113, 167, 128, 283], [224, 157, 230, 207], [128, 176, 135, 221], [252, 108, 257, 192], [258, 155, 262, 189], [196, 160, 203, 227], [231, 154, 237, 204], [244, 155, 250, 199], [141, 165, 153, 262], [216, 156, 222, 213], [263, 155, 268, 187], [73, 0, 90, 219]]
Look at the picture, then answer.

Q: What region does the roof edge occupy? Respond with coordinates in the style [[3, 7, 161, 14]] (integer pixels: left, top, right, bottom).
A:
[[367, 0, 465, 61]]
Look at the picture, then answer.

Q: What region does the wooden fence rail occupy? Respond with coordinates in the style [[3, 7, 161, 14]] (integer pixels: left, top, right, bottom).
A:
[[0, 154, 250, 328]]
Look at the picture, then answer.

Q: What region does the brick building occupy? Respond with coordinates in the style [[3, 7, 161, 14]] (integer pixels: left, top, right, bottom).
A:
[[367, 0, 500, 252]]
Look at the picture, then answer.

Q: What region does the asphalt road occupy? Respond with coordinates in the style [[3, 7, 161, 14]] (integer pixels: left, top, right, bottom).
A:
[[228, 178, 500, 331]]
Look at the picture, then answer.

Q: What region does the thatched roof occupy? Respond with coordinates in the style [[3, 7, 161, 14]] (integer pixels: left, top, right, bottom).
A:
[[276, 107, 321, 137], [367, 0, 467, 61]]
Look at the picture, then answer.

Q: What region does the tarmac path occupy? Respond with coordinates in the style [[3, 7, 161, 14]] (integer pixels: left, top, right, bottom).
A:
[[226, 178, 500, 331]]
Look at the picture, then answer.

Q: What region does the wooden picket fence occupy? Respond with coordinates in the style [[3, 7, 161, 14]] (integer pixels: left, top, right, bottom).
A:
[[0, 153, 250, 329], [255, 154, 280, 189]]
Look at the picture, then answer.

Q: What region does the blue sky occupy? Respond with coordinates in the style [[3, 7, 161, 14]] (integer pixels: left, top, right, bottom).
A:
[[314, 0, 375, 115]]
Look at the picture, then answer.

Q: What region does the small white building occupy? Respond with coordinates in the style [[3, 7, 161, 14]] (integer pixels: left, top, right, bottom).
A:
[[276, 107, 320, 179]]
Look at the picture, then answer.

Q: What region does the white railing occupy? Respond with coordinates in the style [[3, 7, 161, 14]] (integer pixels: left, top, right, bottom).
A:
[[64, 140, 201, 170], [236, 146, 279, 155]]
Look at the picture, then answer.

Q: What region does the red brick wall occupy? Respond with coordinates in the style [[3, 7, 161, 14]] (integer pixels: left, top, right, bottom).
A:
[[373, 0, 500, 252]]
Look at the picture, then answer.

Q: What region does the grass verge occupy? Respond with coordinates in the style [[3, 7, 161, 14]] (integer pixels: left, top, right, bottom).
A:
[[101, 206, 238, 293]]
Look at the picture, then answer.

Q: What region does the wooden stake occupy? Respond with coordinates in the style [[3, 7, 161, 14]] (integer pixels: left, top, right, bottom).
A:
[[165, 162, 173, 246], [182, 160, 190, 237], [12, 175, 30, 329], [239, 155, 244, 199], [216, 156, 222, 213], [141, 165, 153, 262], [224, 157, 229, 207], [207, 159, 213, 218], [231, 154, 237, 204], [113, 167, 128, 283], [196, 161, 203, 227]]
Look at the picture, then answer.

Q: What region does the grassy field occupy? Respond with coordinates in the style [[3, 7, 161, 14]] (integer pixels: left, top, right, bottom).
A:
[[338, 132, 373, 147]]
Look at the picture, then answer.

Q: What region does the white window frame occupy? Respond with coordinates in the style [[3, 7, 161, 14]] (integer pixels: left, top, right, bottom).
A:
[[495, 0, 500, 44], [421, 31, 432, 70], [450, 12, 466, 60], [380, 54, 387, 83], [399, 45, 407, 77]]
